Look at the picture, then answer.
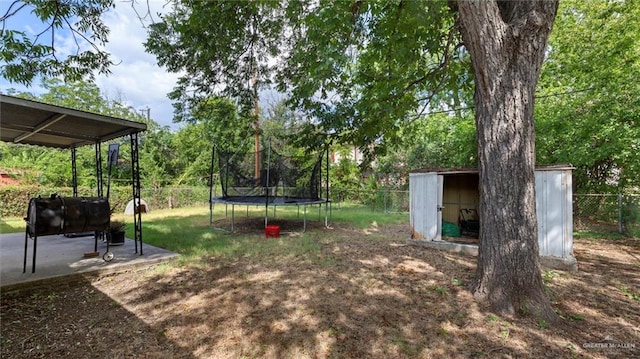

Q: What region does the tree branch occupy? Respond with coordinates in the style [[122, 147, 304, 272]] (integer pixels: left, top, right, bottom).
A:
[[124, 0, 157, 29], [0, 0, 27, 23]]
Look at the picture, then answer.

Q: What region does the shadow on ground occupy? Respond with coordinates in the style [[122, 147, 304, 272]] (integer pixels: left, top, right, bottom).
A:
[[2, 223, 639, 358]]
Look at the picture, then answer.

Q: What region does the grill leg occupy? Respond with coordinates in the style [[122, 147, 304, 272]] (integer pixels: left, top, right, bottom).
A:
[[32, 234, 38, 273], [23, 227, 28, 273]]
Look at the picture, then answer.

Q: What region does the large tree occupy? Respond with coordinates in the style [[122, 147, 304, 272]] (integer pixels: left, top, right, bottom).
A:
[[456, 1, 558, 319], [280, 0, 560, 320]]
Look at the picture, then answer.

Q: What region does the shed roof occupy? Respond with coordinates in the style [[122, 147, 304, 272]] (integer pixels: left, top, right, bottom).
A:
[[1, 94, 146, 149], [410, 164, 574, 175]]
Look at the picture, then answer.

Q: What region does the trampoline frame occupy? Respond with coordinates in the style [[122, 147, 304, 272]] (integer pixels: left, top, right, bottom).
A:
[[209, 138, 332, 233]]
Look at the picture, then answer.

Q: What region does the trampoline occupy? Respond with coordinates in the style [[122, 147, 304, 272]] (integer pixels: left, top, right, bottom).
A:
[[209, 138, 331, 232]]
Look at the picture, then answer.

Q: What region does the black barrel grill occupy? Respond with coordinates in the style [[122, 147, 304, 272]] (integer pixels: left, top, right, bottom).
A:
[[24, 194, 111, 273]]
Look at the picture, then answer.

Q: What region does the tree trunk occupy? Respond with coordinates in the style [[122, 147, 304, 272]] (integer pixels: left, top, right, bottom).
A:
[[457, 1, 559, 321]]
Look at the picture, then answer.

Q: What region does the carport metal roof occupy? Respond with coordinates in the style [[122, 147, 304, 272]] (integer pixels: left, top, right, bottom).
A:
[[0, 94, 147, 148], [1, 93, 147, 262]]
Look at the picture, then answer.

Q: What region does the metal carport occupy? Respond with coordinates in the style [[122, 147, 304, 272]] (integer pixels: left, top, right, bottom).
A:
[[0, 94, 147, 255]]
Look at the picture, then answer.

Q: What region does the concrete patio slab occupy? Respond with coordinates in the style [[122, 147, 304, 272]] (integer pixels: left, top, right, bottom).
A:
[[0, 232, 179, 290]]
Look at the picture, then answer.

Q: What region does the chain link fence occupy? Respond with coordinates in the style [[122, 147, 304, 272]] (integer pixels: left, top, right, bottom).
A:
[[330, 188, 410, 214], [139, 187, 211, 211], [573, 194, 640, 237], [331, 189, 640, 237], [3, 185, 638, 236], [149, 188, 639, 236]]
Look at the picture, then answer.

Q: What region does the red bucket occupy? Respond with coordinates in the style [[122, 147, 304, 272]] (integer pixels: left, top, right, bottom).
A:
[[265, 225, 280, 238]]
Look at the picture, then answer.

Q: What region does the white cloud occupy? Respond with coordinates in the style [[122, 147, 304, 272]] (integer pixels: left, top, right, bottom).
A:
[[0, 0, 181, 130], [94, 1, 181, 129]]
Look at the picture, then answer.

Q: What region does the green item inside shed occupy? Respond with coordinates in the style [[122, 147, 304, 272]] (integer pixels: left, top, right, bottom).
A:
[[442, 221, 461, 237]]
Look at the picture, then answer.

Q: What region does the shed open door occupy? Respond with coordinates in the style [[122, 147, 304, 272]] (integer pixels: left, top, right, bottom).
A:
[[410, 172, 443, 241], [535, 169, 573, 258]]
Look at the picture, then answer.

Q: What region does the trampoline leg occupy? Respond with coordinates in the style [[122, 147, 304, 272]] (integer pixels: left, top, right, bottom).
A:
[[329, 202, 333, 227], [303, 205, 307, 232], [231, 204, 235, 232], [325, 202, 330, 228]]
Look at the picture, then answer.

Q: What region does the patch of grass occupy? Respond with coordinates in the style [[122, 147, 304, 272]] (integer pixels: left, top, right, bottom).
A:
[[2, 204, 404, 268], [620, 285, 640, 301], [326, 326, 342, 338], [126, 212, 238, 264], [567, 313, 585, 321], [542, 270, 559, 294], [573, 230, 626, 240], [389, 333, 420, 355], [487, 314, 500, 322], [429, 285, 449, 296], [538, 320, 549, 329], [330, 203, 407, 228], [0, 217, 24, 234], [542, 270, 559, 284], [46, 292, 58, 301], [119, 205, 388, 267], [143, 261, 176, 276]]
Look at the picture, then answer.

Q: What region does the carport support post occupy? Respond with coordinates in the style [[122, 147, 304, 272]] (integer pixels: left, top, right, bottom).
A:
[[95, 143, 103, 198], [94, 142, 103, 252], [71, 146, 78, 197], [325, 144, 330, 227], [130, 133, 143, 255]]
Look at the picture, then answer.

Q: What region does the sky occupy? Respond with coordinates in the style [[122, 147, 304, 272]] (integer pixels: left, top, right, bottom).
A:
[[0, 1, 182, 130]]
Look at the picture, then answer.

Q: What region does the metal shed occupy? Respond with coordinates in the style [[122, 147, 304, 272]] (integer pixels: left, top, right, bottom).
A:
[[409, 165, 576, 270]]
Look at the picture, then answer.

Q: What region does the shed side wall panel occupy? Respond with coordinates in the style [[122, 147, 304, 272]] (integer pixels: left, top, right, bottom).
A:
[[410, 173, 439, 240], [535, 170, 572, 257]]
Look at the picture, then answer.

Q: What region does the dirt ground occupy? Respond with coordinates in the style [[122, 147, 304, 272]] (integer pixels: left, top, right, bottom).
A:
[[1, 222, 639, 358]]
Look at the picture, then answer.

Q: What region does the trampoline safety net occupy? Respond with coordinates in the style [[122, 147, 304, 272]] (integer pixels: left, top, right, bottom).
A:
[[216, 146, 326, 204]]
